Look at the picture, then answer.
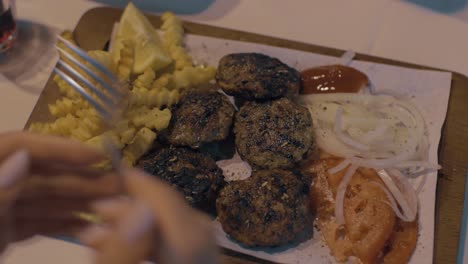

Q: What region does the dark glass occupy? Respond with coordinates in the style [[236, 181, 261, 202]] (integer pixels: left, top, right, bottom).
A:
[[0, 1, 16, 52]]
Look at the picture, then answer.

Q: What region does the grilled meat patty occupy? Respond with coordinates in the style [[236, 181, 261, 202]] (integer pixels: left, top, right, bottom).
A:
[[215, 53, 301, 100], [165, 91, 236, 148], [137, 147, 225, 213], [216, 169, 312, 247], [234, 97, 314, 169]]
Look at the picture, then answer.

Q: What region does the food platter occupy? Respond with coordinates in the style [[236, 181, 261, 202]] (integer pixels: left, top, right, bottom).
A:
[[24, 6, 468, 264]]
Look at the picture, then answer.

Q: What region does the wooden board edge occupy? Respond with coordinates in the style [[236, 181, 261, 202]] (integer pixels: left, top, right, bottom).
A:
[[25, 6, 468, 264]]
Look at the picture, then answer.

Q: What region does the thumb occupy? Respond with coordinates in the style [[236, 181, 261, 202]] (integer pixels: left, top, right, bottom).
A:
[[0, 149, 30, 254], [0, 149, 30, 195]]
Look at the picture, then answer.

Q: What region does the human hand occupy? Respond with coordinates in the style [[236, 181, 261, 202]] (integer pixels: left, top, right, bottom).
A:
[[79, 168, 219, 264], [0, 132, 120, 252]]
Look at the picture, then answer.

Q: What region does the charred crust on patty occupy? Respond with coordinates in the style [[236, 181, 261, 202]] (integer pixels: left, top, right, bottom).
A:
[[234, 97, 314, 169], [164, 91, 236, 149], [137, 147, 225, 214], [215, 53, 301, 100], [216, 169, 312, 247]]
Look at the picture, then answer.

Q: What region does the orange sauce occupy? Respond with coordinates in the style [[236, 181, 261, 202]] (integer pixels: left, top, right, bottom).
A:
[[300, 65, 369, 94]]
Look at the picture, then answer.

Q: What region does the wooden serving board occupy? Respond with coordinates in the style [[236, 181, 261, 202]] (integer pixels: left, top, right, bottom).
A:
[[24, 7, 468, 264]]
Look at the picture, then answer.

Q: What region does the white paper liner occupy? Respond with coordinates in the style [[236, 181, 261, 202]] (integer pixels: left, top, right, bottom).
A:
[[185, 34, 451, 264], [216, 152, 252, 182]]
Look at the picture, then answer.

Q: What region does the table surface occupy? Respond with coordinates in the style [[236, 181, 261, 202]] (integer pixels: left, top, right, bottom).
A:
[[7, 0, 468, 119], [1, 1, 468, 263], [4, 0, 468, 133], [19, 6, 467, 264]]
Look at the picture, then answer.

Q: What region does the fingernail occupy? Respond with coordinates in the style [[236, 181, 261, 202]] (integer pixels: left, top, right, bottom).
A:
[[0, 150, 30, 188], [121, 203, 153, 243]]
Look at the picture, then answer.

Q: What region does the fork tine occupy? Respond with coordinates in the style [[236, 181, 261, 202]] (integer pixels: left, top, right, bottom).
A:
[[55, 36, 127, 195], [57, 59, 115, 109], [57, 35, 118, 84], [102, 136, 127, 190], [57, 47, 121, 101], [53, 68, 112, 120]]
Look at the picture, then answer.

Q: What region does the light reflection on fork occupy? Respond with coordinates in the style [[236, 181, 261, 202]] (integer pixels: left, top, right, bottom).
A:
[[54, 35, 128, 194]]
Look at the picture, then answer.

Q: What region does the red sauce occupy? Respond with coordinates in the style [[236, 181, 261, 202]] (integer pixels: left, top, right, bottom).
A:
[[300, 65, 369, 94]]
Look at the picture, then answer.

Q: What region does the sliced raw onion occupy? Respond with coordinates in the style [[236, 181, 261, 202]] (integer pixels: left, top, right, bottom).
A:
[[315, 122, 361, 158], [376, 169, 416, 222], [414, 175, 428, 194], [388, 169, 418, 216], [334, 107, 370, 151], [304, 94, 425, 161], [335, 165, 358, 225], [370, 181, 413, 222], [328, 158, 352, 174], [337, 50, 356, 66], [406, 168, 439, 178], [360, 121, 388, 144], [301, 93, 439, 223], [396, 161, 441, 170], [350, 150, 414, 169]]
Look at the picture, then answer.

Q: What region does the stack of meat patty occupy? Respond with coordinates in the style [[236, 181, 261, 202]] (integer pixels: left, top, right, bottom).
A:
[[138, 91, 235, 214], [137, 53, 315, 248], [215, 53, 314, 247]]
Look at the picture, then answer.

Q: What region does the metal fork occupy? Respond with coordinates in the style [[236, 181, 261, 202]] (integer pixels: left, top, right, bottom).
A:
[[54, 35, 127, 193]]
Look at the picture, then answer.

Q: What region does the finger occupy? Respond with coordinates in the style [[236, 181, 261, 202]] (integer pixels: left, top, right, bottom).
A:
[[117, 202, 154, 245], [95, 234, 154, 264], [13, 197, 94, 220], [78, 225, 112, 249], [94, 202, 155, 264], [92, 197, 133, 224], [157, 212, 219, 264], [0, 150, 31, 253], [0, 132, 104, 167], [19, 172, 120, 199], [0, 148, 31, 252], [124, 168, 189, 219], [0, 149, 28, 252], [123, 169, 218, 263], [0, 150, 30, 190], [31, 164, 108, 179], [12, 217, 87, 242]]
